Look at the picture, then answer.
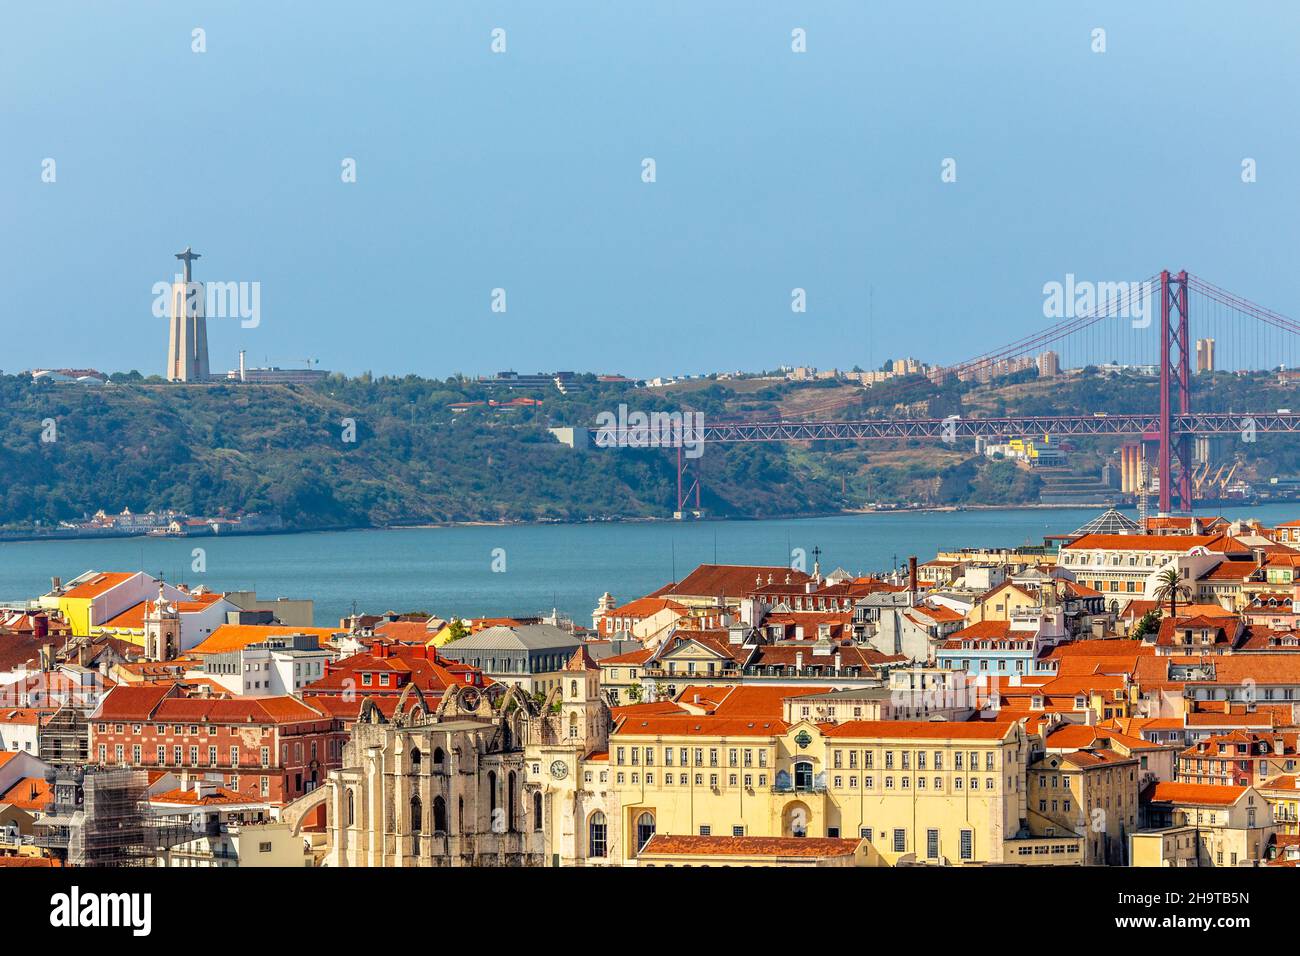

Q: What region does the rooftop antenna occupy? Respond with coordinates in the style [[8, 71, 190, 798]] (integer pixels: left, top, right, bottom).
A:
[[671, 539, 676, 585]]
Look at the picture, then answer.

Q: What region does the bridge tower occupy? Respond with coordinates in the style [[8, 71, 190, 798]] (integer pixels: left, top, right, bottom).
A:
[[1158, 269, 1193, 514], [675, 446, 701, 519]]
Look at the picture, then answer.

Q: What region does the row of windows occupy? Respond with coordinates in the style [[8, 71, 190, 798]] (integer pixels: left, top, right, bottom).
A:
[[1061, 553, 1166, 567], [832, 749, 997, 771], [615, 746, 770, 768], [874, 827, 976, 860], [97, 723, 273, 736], [616, 746, 999, 772], [617, 770, 999, 792], [101, 743, 273, 768]]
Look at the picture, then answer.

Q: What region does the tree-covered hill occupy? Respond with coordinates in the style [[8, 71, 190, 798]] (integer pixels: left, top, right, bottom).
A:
[[4, 367, 1300, 531]]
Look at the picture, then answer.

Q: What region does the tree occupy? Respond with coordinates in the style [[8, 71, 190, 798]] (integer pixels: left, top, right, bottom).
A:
[[445, 618, 470, 642], [625, 683, 643, 703], [1133, 609, 1162, 638], [1152, 568, 1191, 619]]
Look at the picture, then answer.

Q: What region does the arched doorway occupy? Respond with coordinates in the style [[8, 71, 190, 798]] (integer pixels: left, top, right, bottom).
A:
[[783, 801, 810, 838]]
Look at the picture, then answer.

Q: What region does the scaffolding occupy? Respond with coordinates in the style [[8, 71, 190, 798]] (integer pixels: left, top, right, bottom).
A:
[[35, 768, 193, 867], [38, 705, 90, 769]]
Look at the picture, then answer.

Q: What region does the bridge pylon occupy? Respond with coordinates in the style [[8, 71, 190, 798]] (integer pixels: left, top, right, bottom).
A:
[[1158, 269, 1193, 514]]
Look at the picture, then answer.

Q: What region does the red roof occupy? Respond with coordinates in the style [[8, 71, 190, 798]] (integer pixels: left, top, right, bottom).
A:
[[670, 564, 811, 599], [1144, 781, 1247, 807], [61, 572, 136, 599]]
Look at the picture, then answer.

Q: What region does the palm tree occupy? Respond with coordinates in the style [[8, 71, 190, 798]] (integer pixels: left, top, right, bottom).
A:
[[1153, 567, 1192, 619]]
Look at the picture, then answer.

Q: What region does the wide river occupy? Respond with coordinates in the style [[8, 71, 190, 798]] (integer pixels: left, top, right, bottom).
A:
[[2, 504, 1296, 627]]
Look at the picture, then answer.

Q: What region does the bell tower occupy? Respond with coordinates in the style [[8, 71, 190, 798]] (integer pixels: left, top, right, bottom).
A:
[[561, 646, 608, 750], [144, 585, 181, 661]]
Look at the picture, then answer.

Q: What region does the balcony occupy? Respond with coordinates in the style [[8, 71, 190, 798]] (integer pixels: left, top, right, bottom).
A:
[[771, 783, 828, 795]]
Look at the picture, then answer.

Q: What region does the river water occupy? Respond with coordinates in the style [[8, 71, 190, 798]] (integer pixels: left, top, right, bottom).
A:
[[2, 504, 1295, 627]]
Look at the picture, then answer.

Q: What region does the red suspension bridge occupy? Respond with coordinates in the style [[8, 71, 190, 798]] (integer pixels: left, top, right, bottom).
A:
[[592, 270, 1300, 516]]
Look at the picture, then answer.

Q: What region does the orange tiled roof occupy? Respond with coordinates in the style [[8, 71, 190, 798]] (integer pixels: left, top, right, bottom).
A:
[[613, 716, 788, 738], [609, 701, 687, 720], [190, 624, 341, 655], [150, 786, 258, 806], [670, 564, 811, 598], [1144, 781, 1246, 807], [0, 776, 52, 810], [60, 572, 136, 599], [822, 720, 1017, 740], [1063, 533, 1238, 552], [601, 647, 654, 666], [677, 684, 831, 718]]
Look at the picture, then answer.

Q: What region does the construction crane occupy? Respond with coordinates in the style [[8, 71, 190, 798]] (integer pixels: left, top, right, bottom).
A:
[[265, 357, 318, 369]]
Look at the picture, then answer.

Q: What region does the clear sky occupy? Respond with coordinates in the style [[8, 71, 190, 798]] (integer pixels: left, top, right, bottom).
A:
[[3, 1, 1298, 380]]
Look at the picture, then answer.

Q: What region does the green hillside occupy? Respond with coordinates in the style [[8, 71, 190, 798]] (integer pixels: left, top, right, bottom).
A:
[[4, 368, 1300, 531]]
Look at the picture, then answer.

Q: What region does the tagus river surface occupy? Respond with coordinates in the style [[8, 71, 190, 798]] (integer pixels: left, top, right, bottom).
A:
[[2, 504, 1296, 627]]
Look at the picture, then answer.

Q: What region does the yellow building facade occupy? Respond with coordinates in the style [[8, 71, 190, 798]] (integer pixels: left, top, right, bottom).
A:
[[610, 716, 1046, 866]]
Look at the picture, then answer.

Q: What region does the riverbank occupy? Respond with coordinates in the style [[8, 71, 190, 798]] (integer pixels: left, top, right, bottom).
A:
[[4, 502, 1299, 627]]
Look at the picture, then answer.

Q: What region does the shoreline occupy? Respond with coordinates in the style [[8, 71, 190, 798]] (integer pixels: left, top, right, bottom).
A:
[[2, 498, 1288, 546]]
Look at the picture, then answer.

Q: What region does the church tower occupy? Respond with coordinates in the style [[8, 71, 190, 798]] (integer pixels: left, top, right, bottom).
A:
[[560, 645, 609, 750], [143, 585, 181, 661], [166, 246, 209, 382]]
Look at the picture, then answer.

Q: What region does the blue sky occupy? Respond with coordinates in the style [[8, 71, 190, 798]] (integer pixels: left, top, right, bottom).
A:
[[3, 1, 1298, 380]]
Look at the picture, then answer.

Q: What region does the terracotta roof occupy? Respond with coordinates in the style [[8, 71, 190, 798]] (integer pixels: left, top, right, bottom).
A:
[[601, 647, 654, 666], [613, 716, 788, 738], [60, 572, 136, 599], [0, 776, 52, 810], [94, 683, 328, 724], [0, 857, 63, 867], [670, 564, 811, 598], [100, 593, 228, 629], [1143, 781, 1247, 807], [373, 620, 436, 642], [603, 597, 689, 619], [1044, 724, 1160, 752], [677, 684, 831, 718], [1063, 533, 1238, 552], [190, 624, 341, 655], [150, 785, 259, 806], [1044, 639, 1151, 659], [609, 701, 687, 720], [822, 720, 1017, 740]]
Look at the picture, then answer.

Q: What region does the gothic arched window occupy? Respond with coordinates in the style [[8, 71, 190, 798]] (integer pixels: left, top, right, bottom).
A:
[[433, 795, 447, 833], [533, 791, 543, 831]]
